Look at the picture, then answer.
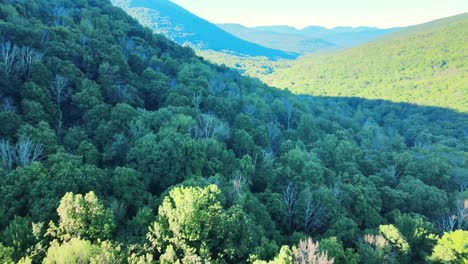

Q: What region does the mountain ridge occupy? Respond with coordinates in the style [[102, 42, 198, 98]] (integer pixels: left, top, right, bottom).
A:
[[217, 22, 399, 53], [111, 0, 297, 58]]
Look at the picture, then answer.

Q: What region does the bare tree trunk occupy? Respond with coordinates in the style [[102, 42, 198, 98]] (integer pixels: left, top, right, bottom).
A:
[[19, 46, 44, 79], [283, 182, 298, 235], [49, 75, 69, 135], [303, 191, 326, 234], [456, 199, 467, 229], [283, 99, 294, 130], [0, 41, 19, 77], [433, 214, 456, 234], [193, 114, 230, 141], [231, 171, 247, 201], [191, 92, 203, 109], [52, 7, 68, 27]]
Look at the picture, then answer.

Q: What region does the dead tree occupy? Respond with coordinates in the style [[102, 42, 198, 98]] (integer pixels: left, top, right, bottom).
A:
[[434, 200, 468, 233], [259, 149, 275, 170], [293, 237, 334, 264], [282, 182, 299, 235], [16, 138, 43, 167], [385, 164, 402, 180], [303, 191, 326, 234], [282, 98, 295, 129], [19, 47, 44, 79], [231, 171, 247, 200], [0, 140, 15, 170], [51, 7, 68, 27], [212, 120, 230, 141], [0, 40, 19, 77], [267, 123, 280, 152], [0, 138, 43, 169], [456, 199, 468, 230], [208, 77, 227, 95], [49, 75, 69, 134], [364, 234, 388, 248], [195, 114, 215, 139], [434, 214, 456, 234], [0, 41, 44, 79], [1, 97, 16, 112], [194, 114, 230, 141], [191, 92, 203, 109], [331, 183, 344, 202]]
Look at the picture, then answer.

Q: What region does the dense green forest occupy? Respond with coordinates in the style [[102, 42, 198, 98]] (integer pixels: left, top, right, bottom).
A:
[[0, 0, 467, 263], [261, 14, 468, 112]]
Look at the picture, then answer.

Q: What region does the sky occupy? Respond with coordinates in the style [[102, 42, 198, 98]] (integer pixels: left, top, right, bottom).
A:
[[170, 0, 468, 29]]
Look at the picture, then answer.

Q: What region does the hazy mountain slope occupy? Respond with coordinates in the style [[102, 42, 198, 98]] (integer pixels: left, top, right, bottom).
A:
[[111, 0, 296, 58], [300, 25, 400, 47], [217, 23, 336, 53], [218, 23, 399, 54], [263, 13, 468, 112]]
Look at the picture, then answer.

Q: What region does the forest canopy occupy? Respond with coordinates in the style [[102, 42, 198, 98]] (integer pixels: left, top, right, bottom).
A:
[[0, 0, 467, 263]]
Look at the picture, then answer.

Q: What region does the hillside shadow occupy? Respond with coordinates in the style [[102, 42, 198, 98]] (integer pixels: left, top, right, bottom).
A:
[[287, 93, 468, 140]]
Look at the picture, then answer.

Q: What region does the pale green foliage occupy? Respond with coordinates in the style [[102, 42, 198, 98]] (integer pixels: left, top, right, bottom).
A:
[[253, 245, 293, 264], [43, 238, 122, 264], [148, 184, 268, 263], [379, 224, 410, 254], [43, 238, 101, 264], [429, 230, 468, 263], [90, 240, 123, 264], [148, 184, 224, 262], [127, 253, 154, 264], [275, 246, 294, 264], [17, 256, 32, 264], [47, 192, 116, 242], [0, 243, 14, 264]]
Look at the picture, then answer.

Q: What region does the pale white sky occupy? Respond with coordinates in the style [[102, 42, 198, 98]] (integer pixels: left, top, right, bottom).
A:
[[170, 0, 468, 29]]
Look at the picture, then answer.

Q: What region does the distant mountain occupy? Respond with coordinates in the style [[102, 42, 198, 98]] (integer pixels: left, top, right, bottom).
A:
[[253, 25, 300, 34], [300, 25, 400, 48], [218, 23, 400, 54], [217, 23, 336, 53], [111, 0, 297, 59], [262, 13, 468, 112]]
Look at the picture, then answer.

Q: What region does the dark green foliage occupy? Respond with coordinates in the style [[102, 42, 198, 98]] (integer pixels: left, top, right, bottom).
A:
[[0, 0, 466, 263]]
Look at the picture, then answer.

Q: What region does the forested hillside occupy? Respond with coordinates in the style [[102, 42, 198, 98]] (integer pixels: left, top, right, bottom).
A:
[[263, 13, 468, 112], [0, 0, 467, 263]]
